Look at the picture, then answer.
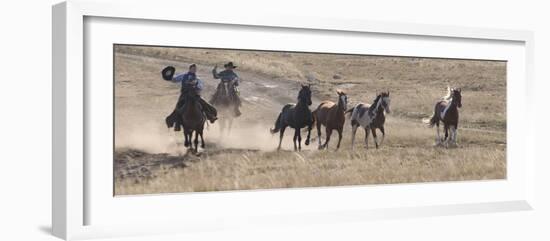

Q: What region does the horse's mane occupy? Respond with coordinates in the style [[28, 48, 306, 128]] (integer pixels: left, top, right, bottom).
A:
[[297, 85, 311, 104], [369, 94, 381, 112], [442, 86, 453, 101]]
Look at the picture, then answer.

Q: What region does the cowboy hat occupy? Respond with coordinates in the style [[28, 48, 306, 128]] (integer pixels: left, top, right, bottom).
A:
[[161, 66, 175, 81], [223, 62, 237, 69]]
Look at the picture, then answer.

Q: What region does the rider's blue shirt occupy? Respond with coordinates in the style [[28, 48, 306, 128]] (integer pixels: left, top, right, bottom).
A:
[[172, 72, 204, 90]]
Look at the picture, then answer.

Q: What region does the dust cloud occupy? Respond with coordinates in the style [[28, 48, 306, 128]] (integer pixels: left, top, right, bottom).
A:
[[114, 120, 318, 154]]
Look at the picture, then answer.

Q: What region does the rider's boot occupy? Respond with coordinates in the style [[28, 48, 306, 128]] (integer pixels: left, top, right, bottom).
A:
[[234, 106, 242, 117], [165, 111, 176, 128], [209, 116, 218, 124], [205, 112, 217, 123], [174, 118, 182, 132]]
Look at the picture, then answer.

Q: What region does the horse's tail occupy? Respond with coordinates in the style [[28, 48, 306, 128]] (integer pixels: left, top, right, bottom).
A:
[[345, 106, 355, 119], [311, 109, 318, 127], [423, 103, 439, 128], [270, 112, 283, 134]]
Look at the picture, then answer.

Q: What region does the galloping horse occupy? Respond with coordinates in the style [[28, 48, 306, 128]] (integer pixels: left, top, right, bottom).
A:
[[346, 92, 391, 150], [180, 85, 206, 153], [210, 80, 239, 136], [312, 90, 348, 150], [270, 84, 314, 151], [424, 87, 462, 147]]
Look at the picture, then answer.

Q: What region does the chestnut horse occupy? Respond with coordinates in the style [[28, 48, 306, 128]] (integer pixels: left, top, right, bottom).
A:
[[424, 87, 462, 147], [312, 90, 348, 150]]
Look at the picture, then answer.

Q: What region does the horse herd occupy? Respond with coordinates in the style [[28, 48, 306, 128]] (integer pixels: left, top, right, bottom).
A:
[[178, 83, 463, 152], [270, 84, 462, 152]]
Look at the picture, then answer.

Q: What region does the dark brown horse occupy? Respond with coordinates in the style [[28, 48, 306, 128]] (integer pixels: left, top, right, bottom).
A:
[[270, 84, 313, 151], [312, 90, 348, 150], [424, 87, 462, 147], [180, 86, 206, 152], [210, 80, 239, 136]]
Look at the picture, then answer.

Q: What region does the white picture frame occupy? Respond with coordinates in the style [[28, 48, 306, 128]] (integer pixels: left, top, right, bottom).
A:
[[52, 0, 535, 240]]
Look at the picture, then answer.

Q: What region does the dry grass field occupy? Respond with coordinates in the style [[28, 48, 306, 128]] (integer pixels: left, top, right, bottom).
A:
[[114, 45, 506, 195]]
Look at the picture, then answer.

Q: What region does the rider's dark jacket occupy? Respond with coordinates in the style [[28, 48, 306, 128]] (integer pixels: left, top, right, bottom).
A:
[[212, 69, 239, 85]]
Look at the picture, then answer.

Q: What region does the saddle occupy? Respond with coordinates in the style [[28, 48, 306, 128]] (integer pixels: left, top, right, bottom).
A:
[[212, 81, 239, 105]]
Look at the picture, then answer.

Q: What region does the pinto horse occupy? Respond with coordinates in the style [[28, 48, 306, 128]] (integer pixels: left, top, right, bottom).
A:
[[179, 86, 206, 153], [424, 87, 462, 147], [270, 84, 314, 151], [364, 95, 388, 148], [346, 92, 391, 150], [312, 90, 348, 150]]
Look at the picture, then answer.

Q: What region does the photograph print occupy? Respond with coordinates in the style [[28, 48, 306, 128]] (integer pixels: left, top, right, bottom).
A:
[[114, 45, 506, 195]]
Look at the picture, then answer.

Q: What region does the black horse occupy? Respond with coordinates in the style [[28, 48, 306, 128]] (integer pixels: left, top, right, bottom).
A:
[[180, 85, 206, 153], [270, 84, 314, 151]]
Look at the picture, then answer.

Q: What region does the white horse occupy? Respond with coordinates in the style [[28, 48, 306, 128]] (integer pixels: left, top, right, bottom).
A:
[[346, 92, 391, 150]]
